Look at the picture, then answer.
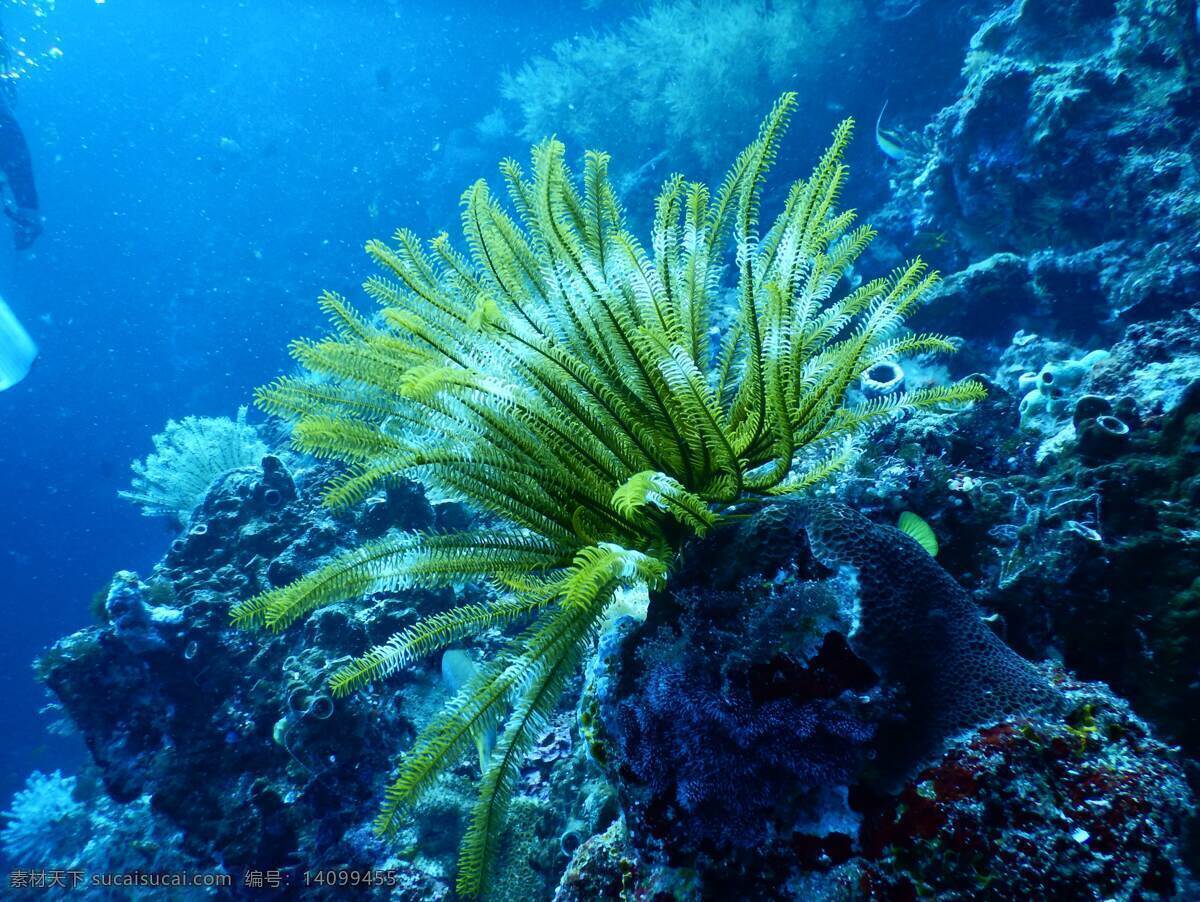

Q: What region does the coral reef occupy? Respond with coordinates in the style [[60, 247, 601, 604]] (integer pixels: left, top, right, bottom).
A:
[[583, 509, 877, 895], [46, 329, 1200, 899], [553, 819, 635, 902], [1015, 347, 1108, 434], [232, 94, 982, 895], [103, 570, 182, 654], [565, 500, 1195, 898], [495, 0, 991, 200], [878, 0, 1200, 342], [805, 501, 1058, 766], [119, 406, 269, 525], [1, 771, 89, 866], [43, 457, 441, 876], [24, 1, 1200, 894], [841, 315, 1200, 759], [35, 452, 592, 899], [829, 0, 1200, 802], [1, 769, 198, 899], [857, 677, 1194, 899]]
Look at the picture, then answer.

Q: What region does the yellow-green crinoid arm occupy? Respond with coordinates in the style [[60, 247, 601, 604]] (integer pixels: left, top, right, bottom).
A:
[[229, 531, 568, 631], [612, 470, 718, 536], [327, 592, 559, 697]]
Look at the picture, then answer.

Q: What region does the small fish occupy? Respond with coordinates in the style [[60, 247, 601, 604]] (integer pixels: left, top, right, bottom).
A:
[[910, 229, 949, 252], [898, 511, 939, 557], [875, 100, 907, 161], [442, 650, 496, 772], [875, 101, 932, 163]]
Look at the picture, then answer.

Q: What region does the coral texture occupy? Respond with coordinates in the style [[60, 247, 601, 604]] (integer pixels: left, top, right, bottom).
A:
[[881, 0, 1200, 341], [584, 503, 875, 895], [805, 501, 1058, 752], [858, 678, 1194, 900], [570, 501, 1195, 897], [842, 317, 1200, 759], [37, 454, 592, 900]]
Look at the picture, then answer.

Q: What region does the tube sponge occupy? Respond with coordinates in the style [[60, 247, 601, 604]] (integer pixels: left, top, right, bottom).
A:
[[1018, 349, 1110, 432]]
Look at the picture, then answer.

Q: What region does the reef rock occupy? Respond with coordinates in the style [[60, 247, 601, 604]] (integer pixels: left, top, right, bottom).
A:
[[569, 500, 1195, 897], [857, 677, 1194, 900], [848, 318, 1200, 759], [879, 0, 1200, 341], [33, 455, 576, 896], [582, 503, 875, 896]]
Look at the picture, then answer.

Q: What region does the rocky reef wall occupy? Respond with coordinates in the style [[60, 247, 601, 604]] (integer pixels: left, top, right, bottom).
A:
[[21, 457, 609, 899], [875, 0, 1200, 355]]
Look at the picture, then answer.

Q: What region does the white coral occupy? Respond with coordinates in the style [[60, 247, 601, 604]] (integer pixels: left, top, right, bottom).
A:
[[501, 0, 862, 170], [119, 406, 267, 525], [1, 770, 90, 866]]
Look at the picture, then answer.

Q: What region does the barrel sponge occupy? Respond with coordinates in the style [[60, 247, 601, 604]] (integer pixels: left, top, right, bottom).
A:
[[803, 502, 1058, 743]]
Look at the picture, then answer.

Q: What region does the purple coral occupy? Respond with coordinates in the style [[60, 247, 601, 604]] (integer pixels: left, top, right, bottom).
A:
[[618, 645, 873, 850]]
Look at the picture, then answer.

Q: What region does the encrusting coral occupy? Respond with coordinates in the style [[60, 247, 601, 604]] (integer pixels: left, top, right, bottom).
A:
[[229, 93, 983, 895], [803, 501, 1059, 764], [119, 406, 268, 525]]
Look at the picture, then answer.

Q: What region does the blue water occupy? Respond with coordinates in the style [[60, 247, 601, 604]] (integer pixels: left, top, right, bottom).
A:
[[0, 0, 624, 809]]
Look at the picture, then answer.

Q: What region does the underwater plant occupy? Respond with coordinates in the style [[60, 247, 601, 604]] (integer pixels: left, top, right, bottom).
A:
[[233, 93, 983, 895], [119, 406, 268, 525]]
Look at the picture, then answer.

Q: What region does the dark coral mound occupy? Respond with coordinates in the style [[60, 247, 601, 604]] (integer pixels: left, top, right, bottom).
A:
[[36, 455, 602, 898], [805, 502, 1058, 756], [552, 820, 635, 902], [884, 0, 1200, 345], [586, 504, 877, 893], [35, 457, 451, 892], [857, 677, 1194, 901], [616, 628, 875, 851]]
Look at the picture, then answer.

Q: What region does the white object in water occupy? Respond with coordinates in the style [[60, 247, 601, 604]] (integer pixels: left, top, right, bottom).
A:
[[0, 295, 37, 390]]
